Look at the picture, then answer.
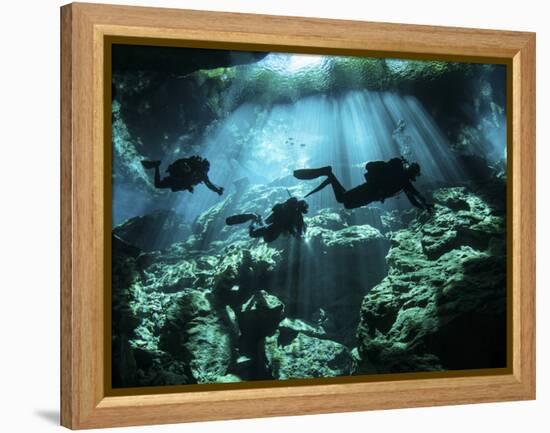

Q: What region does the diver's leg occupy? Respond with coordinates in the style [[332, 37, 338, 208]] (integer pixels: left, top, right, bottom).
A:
[[141, 160, 161, 169], [249, 225, 267, 239], [262, 226, 280, 243], [153, 167, 171, 189], [226, 213, 260, 226], [340, 183, 374, 209], [141, 160, 170, 189], [249, 223, 280, 243], [325, 172, 347, 203], [297, 166, 348, 203], [153, 166, 161, 187], [293, 166, 332, 180]]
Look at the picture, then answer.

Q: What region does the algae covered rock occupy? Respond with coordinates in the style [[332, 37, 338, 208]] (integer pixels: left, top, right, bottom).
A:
[[112, 179, 506, 385], [113, 209, 191, 252], [239, 290, 285, 338], [158, 289, 235, 383], [231, 290, 286, 380], [111, 235, 142, 387], [136, 251, 203, 294], [265, 332, 354, 380], [421, 187, 504, 259], [356, 186, 506, 373], [276, 318, 326, 346]]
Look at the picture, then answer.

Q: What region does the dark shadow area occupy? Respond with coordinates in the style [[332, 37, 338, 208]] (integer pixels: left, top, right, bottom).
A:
[[34, 409, 59, 425]]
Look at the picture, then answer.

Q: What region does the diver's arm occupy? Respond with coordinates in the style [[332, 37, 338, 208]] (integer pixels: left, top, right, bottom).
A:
[[203, 176, 224, 195], [404, 188, 423, 209], [404, 184, 433, 212]]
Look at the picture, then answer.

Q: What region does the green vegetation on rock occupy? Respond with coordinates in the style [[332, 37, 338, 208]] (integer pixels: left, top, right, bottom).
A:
[[356, 186, 506, 373]]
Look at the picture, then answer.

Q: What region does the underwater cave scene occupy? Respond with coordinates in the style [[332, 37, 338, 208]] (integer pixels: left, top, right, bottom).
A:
[[111, 44, 508, 389]]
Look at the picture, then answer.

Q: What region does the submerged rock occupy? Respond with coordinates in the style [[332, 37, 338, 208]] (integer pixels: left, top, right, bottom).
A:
[[236, 290, 285, 380], [265, 332, 354, 380], [239, 290, 285, 338], [421, 187, 504, 259], [111, 235, 142, 387], [113, 209, 191, 252], [112, 181, 506, 385], [277, 318, 326, 346], [158, 290, 235, 384], [357, 186, 506, 373]]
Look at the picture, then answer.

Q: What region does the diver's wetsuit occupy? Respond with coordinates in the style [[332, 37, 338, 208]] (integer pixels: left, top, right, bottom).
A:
[[142, 156, 224, 195], [226, 197, 308, 243], [294, 157, 432, 211]]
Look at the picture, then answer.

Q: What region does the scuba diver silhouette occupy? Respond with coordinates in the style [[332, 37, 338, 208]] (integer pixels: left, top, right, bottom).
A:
[[225, 196, 309, 243], [294, 157, 433, 212], [141, 156, 224, 195]]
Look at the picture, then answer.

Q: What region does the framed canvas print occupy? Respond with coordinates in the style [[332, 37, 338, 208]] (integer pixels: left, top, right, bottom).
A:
[[60, 2, 536, 429]]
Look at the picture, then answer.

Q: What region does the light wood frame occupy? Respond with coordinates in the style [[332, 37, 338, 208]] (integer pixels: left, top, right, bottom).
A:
[[60, 2, 536, 429]]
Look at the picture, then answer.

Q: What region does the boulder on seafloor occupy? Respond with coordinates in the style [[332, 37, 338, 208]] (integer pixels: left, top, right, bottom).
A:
[[356, 186, 506, 373], [265, 332, 355, 380], [211, 246, 280, 309], [111, 234, 142, 387], [113, 209, 191, 252], [276, 318, 326, 346], [421, 187, 504, 259], [133, 240, 223, 294], [158, 289, 235, 383], [239, 290, 285, 340], [224, 290, 285, 381]]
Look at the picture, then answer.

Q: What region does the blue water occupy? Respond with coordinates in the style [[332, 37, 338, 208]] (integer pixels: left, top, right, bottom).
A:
[[112, 52, 506, 225]]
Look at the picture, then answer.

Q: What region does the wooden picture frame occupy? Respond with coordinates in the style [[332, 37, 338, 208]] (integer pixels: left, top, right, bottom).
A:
[[60, 2, 536, 429]]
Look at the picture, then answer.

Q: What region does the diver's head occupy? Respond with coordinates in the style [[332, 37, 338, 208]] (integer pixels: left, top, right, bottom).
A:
[[407, 162, 421, 180], [298, 200, 309, 214]]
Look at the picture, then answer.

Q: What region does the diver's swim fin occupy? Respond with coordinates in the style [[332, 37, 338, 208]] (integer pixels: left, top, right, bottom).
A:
[[293, 166, 332, 180], [141, 160, 161, 169], [225, 213, 260, 226], [304, 178, 332, 198]]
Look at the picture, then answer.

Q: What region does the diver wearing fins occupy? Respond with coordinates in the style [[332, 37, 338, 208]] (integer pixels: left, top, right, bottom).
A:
[[141, 156, 224, 195], [225, 196, 309, 243], [294, 156, 433, 212]]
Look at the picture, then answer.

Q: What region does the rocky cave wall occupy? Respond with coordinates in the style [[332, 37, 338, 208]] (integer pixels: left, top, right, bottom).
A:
[[112, 174, 507, 387]]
